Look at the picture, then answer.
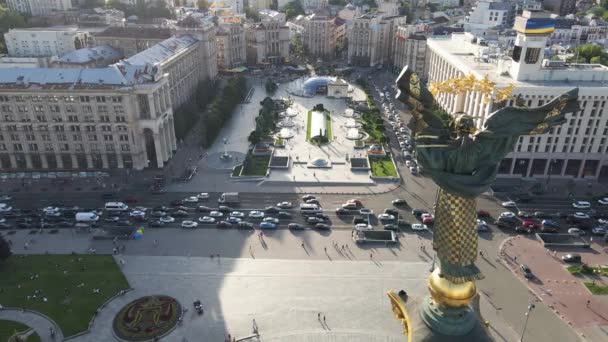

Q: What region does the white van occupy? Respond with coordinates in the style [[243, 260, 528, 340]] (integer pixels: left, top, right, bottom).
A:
[[104, 202, 129, 212], [300, 203, 322, 214], [75, 212, 99, 222]]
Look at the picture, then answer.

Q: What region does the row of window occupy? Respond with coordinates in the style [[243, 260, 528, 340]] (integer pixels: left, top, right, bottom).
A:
[[0, 143, 131, 153], [1, 104, 124, 115], [0, 133, 129, 142], [0, 95, 123, 103], [1, 125, 129, 132], [2, 113, 127, 123]]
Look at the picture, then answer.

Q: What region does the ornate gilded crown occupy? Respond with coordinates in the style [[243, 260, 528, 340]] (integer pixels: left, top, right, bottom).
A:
[[428, 74, 515, 104]]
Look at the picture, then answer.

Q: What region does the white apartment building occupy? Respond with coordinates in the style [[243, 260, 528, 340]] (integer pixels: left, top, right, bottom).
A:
[[245, 16, 290, 64], [549, 18, 608, 46], [4, 28, 90, 58], [464, 0, 514, 37], [426, 10, 608, 180], [0, 65, 175, 171], [248, 0, 273, 11], [122, 34, 218, 110], [5, 0, 72, 17], [347, 13, 406, 67], [216, 24, 246, 69]]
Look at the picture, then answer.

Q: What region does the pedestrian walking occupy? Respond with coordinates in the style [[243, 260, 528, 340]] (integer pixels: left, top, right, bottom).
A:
[[479, 250, 484, 257], [323, 315, 326, 324], [513, 256, 517, 262], [370, 252, 373, 259], [587, 300, 591, 307], [301, 242, 305, 249], [318, 312, 321, 320], [154, 239, 158, 246], [24, 242, 28, 250]]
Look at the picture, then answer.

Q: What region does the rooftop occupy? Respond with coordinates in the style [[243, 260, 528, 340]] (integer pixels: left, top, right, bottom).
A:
[[55, 45, 122, 65], [427, 33, 608, 88], [123, 35, 199, 67], [94, 26, 172, 39]]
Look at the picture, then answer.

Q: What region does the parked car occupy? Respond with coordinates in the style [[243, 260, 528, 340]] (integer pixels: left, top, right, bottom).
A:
[[172, 210, 189, 218], [534, 211, 553, 219], [384, 224, 399, 231], [159, 216, 175, 223], [278, 211, 292, 219], [520, 264, 533, 278], [197, 193, 209, 200], [302, 195, 317, 201], [541, 219, 560, 228], [421, 213, 434, 224], [265, 206, 280, 214], [227, 217, 242, 224], [411, 223, 428, 231], [521, 220, 540, 229], [499, 212, 517, 219], [592, 227, 607, 235], [501, 201, 517, 208], [263, 217, 279, 224], [184, 196, 199, 203], [515, 226, 531, 234], [378, 214, 396, 221], [384, 208, 399, 216], [218, 206, 233, 212], [561, 254, 581, 263], [306, 217, 322, 224], [392, 199, 407, 206], [148, 220, 165, 228], [277, 202, 293, 209], [411, 208, 428, 217], [229, 211, 245, 218], [567, 227, 585, 235], [170, 200, 184, 206], [597, 197, 608, 205], [335, 207, 350, 215], [196, 206, 212, 213], [517, 211, 533, 218], [540, 227, 558, 233], [216, 221, 231, 228], [359, 208, 374, 215], [573, 212, 590, 219], [476, 209, 490, 217]]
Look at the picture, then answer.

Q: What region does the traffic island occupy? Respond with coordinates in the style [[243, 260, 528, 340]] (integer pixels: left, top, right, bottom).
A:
[[112, 295, 181, 341], [0, 255, 129, 337]]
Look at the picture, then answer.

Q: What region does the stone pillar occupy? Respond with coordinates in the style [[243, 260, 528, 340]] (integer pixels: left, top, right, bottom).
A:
[[40, 154, 49, 169], [101, 154, 109, 169], [508, 158, 516, 175], [560, 159, 567, 176], [577, 160, 585, 178], [148, 95, 156, 118], [70, 154, 78, 169], [168, 118, 177, 151], [153, 133, 164, 168], [159, 127, 169, 162], [55, 154, 64, 169], [9, 154, 17, 169], [116, 153, 124, 168], [526, 159, 533, 178], [163, 121, 172, 159], [86, 155, 93, 169], [543, 159, 551, 176], [24, 154, 33, 169]]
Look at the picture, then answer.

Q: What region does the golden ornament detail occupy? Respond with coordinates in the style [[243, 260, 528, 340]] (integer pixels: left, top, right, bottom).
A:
[[429, 74, 515, 105]]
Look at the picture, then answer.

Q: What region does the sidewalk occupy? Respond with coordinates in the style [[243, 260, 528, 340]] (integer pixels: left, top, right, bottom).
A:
[[0, 308, 64, 342]]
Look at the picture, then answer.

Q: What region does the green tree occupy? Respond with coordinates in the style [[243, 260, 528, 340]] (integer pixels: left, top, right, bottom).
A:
[[245, 7, 261, 22], [197, 0, 210, 11], [283, 0, 304, 20], [329, 0, 347, 5], [290, 33, 307, 59], [265, 79, 278, 95], [588, 6, 605, 17], [568, 44, 608, 66], [0, 235, 11, 262]]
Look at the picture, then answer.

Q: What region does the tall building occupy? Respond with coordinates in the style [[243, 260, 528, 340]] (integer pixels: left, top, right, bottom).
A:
[[300, 11, 343, 60], [347, 12, 406, 67], [216, 23, 246, 69], [464, 0, 515, 37], [0, 65, 175, 171], [122, 34, 218, 110], [4, 28, 90, 58], [245, 13, 290, 64], [5, 0, 72, 17], [93, 27, 172, 58], [392, 30, 427, 76], [426, 10, 608, 180]]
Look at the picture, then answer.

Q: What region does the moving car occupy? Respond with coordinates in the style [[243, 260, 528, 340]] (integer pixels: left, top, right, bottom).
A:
[[172, 210, 189, 218], [561, 254, 581, 263], [198, 216, 215, 224], [159, 216, 175, 223], [259, 221, 277, 229], [216, 221, 230, 228], [392, 199, 407, 206], [384, 224, 399, 231], [540, 226, 558, 233], [307, 217, 322, 224], [501, 201, 516, 208], [277, 202, 293, 209], [229, 211, 245, 218], [355, 223, 372, 231], [302, 195, 317, 202], [278, 211, 292, 219], [592, 227, 607, 235], [314, 223, 330, 230], [411, 208, 428, 217], [265, 206, 280, 214], [335, 207, 350, 215], [238, 222, 254, 229], [263, 217, 279, 224], [572, 201, 591, 209], [499, 212, 516, 219], [515, 226, 531, 234], [378, 214, 395, 221], [522, 220, 540, 229], [197, 193, 210, 200], [218, 206, 233, 212], [288, 223, 304, 230], [517, 211, 533, 218], [597, 197, 608, 205], [184, 196, 199, 203], [248, 211, 264, 219], [421, 213, 434, 224], [209, 211, 223, 218], [384, 208, 399, 216], [227, 217, 242, 224], [541, 219, 560, 228], [411, 223, 428, 231], [573, 212, 590, 220], [534, 211, 553, 219], [567, 227, 585, 235], [181, 220, 198, 228]]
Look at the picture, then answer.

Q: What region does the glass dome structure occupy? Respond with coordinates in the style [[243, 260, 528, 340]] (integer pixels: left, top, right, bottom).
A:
[[302, 77, 335, 95]]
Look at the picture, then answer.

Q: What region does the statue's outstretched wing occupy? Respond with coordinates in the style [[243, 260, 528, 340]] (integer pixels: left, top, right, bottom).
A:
[[395, 66, 449, 141], [478, 88, 579, 138]]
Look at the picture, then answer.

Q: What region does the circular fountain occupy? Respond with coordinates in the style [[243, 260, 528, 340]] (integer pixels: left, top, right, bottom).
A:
[[277, 117, 295, 127], [285, 107, 298, 117], [345, 119, 362, 128], [277, 128, 294, 139]]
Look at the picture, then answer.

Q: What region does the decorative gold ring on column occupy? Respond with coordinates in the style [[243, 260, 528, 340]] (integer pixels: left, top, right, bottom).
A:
[[427, 268, 476, 308]]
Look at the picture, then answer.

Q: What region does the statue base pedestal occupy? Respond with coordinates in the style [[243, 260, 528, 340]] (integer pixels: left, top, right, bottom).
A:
[[420, 296, 477, 336], [403, 296, 494, 342]]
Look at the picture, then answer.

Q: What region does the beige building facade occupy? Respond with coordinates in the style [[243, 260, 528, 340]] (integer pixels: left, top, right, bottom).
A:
[[0, 66, 176, 171], [347, 13, 406, 67], [245, 17, 290, 64], [93, 27, 172, 58], [392, 28, 427, 77], [216, 24, 246, 69], [300, 12, 339, 59]]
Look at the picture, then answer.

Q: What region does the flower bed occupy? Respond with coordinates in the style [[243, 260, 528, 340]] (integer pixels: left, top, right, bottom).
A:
[[113, 295, 181, 341]]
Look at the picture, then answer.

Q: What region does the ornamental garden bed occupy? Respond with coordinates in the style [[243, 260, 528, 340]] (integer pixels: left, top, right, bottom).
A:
[[369, 154, 398, 177], [0, 320, 40, 342], [113, 295, 181, 341], [240, 152, 271, 176]]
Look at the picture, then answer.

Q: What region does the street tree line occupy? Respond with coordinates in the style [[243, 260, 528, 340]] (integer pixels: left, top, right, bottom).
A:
[[248, 97, 278, 144]]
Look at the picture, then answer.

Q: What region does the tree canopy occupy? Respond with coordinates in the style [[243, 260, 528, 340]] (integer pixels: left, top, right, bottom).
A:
[[283, 0, 305, 20], [568, 44, 608, 66], [245, 7, 261, 22], [0, 5, 28, 54]]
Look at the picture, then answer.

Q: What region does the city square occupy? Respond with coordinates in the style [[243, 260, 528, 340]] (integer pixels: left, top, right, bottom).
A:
[[1, 1, 608, 342]]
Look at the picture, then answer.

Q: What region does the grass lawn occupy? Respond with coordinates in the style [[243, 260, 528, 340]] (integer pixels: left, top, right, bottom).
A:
[[241, 153, 270, 176], [369, 155, 397, 177], [355, 140, 364, 147], [584, 282, 608, 295], [231, 165, 243, 177], [325, 111, 332, 141], [274, 138, 284, 146], [0, 255, 129, 337], [306, 110, 312, 141], [0, 320, 40, 342], [568, 264, 608, 276]]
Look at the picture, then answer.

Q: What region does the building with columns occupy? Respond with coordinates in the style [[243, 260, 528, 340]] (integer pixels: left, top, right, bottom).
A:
[[245, 13, 290, 64], [347, 12, 406, 67], [216, 23, 246, 69], [426, 10, 608, 180], [0, 64, 176, 171]]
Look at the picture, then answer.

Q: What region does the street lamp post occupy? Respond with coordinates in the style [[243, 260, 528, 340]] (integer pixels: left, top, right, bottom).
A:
[[520, 303, 535, 342]]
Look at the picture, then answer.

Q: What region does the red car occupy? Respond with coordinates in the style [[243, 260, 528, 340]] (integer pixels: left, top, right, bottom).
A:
[[522, 220, 540, 229], [477, 209, 490, 217], [422, 214, 434, 224]]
